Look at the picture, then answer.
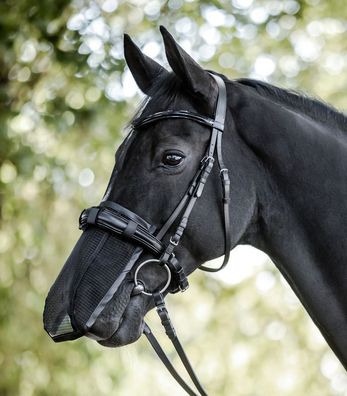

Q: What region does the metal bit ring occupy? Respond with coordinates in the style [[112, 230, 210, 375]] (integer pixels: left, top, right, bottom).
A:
[[134, 259, 171, 296]]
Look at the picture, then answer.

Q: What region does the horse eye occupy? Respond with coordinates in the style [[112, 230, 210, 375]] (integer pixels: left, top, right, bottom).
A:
[[162, 153, 184, 167]]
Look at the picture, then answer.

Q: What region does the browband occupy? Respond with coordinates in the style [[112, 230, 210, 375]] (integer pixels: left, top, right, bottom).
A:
[[133, 110, 224, 132]]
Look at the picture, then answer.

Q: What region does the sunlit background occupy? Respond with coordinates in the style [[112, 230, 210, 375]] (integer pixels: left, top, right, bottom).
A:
[[1, 0, 347, 395]]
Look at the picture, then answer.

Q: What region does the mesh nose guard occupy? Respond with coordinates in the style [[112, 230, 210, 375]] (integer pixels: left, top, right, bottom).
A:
[[43, 201, 162, 342]]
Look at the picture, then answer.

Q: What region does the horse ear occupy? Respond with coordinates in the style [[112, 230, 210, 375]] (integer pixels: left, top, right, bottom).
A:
[[124, 34, 168, 94], [160, 26, 216, 101]]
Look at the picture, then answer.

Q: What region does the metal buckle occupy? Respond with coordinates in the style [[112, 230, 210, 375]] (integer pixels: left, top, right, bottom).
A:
[[180, 282, 189, 292], [169, 236, 179, 246], [134, 259, 172, 296], [201, 155, 214, 166]]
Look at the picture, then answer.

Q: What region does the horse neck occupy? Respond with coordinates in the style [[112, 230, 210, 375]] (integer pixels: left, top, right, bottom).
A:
[[229, 82, 347, 368]]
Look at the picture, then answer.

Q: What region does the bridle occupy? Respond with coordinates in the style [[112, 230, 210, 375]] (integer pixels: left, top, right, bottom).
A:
[[79, 73, 230, 395]]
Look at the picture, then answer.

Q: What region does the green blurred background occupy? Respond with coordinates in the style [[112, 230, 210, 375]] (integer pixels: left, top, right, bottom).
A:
[[1, 0, 346, 395]]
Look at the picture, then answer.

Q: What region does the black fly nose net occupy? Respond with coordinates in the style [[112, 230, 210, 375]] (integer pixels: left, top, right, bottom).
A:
[[43, 201, 162, 342]]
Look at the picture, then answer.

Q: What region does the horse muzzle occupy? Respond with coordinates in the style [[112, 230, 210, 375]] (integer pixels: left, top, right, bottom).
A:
[[43, 202, 160, 342]]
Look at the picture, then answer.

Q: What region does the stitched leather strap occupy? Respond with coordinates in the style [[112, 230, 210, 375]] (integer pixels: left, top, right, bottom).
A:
[[144, 293, 208, 396], [133, 110, 223, 131], [134, 75, 230, 274], [143, 323, 199, 396], [79, 205, 164, 255], [145, 74, 230, 273], [140, 75, 229, 395], [200, 74, 230, 272]]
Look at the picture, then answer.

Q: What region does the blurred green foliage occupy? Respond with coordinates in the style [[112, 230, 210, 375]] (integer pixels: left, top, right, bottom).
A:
[[0, 0, 346, 395]]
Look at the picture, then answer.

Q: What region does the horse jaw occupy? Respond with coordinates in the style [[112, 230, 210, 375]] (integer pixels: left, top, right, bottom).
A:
[[97, 295, 147, 347]]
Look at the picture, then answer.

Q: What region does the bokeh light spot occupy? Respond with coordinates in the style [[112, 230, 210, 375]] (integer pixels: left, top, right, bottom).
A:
[[202, 7, 226, 27], [254, 54, 276, 77], [265, 320, 287, 340], [232, 0, 254, 10], [66, 91, 85, 110], [67, 13, 87, 31], [20, 40, 37, 63], [255, 271, 276, 293], [78, 168, 95, 187], [143, 41, 161, 58], [10, 114, 35, 133], [85, 87, 102, 102], [250, 7, 269, 24], [101, 0, 118, 13], [0, 161, 17, 183], [17, 67, 31, 82]]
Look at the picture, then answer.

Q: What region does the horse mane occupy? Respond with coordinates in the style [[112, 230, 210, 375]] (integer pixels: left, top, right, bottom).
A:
[[127, 73, 347, 136], [236, 78, 347, 132]]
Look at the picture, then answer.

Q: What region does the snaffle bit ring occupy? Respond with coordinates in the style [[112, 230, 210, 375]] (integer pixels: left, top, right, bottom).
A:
[[134, 259, 171, 296]]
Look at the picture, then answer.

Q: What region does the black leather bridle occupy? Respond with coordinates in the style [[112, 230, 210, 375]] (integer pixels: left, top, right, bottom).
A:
[[79, 73, 230, 395], [134, 74, 230, 274]]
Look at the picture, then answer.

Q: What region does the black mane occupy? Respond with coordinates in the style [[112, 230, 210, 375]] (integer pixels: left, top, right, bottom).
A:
[[237, 78, 347, 131], [129, 73, 347, 135]]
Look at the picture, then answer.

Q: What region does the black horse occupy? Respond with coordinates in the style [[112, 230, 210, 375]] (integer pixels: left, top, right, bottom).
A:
[[44, 27, 347, 392]]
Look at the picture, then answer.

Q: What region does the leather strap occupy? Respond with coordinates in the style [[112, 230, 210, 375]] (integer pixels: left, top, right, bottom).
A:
[[143, 323, 199, 396], [133, 75, 230, 274], [139, 74, 229, 395], [145, 293, 208, 396], [200, 75, 230, 272], [133, 110, 223, 131], [100, 200, 152, 228], [79, 206, 164, 255], [155, 164, 203, 241], [148, 74, 231, 273]]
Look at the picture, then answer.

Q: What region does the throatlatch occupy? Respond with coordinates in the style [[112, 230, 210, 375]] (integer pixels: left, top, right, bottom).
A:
[[44, 73, 229, 396]]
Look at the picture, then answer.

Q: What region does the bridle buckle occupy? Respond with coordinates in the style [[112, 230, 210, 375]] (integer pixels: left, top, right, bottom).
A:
[[201, 155, 214, 167], [169, 236, 179, 246]]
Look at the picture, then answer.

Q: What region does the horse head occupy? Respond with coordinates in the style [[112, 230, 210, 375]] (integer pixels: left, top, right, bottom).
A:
[[43, 27, 257, 350]]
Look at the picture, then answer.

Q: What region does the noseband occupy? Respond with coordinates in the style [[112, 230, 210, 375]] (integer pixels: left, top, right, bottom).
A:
[[80, 74, 229, 395]]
